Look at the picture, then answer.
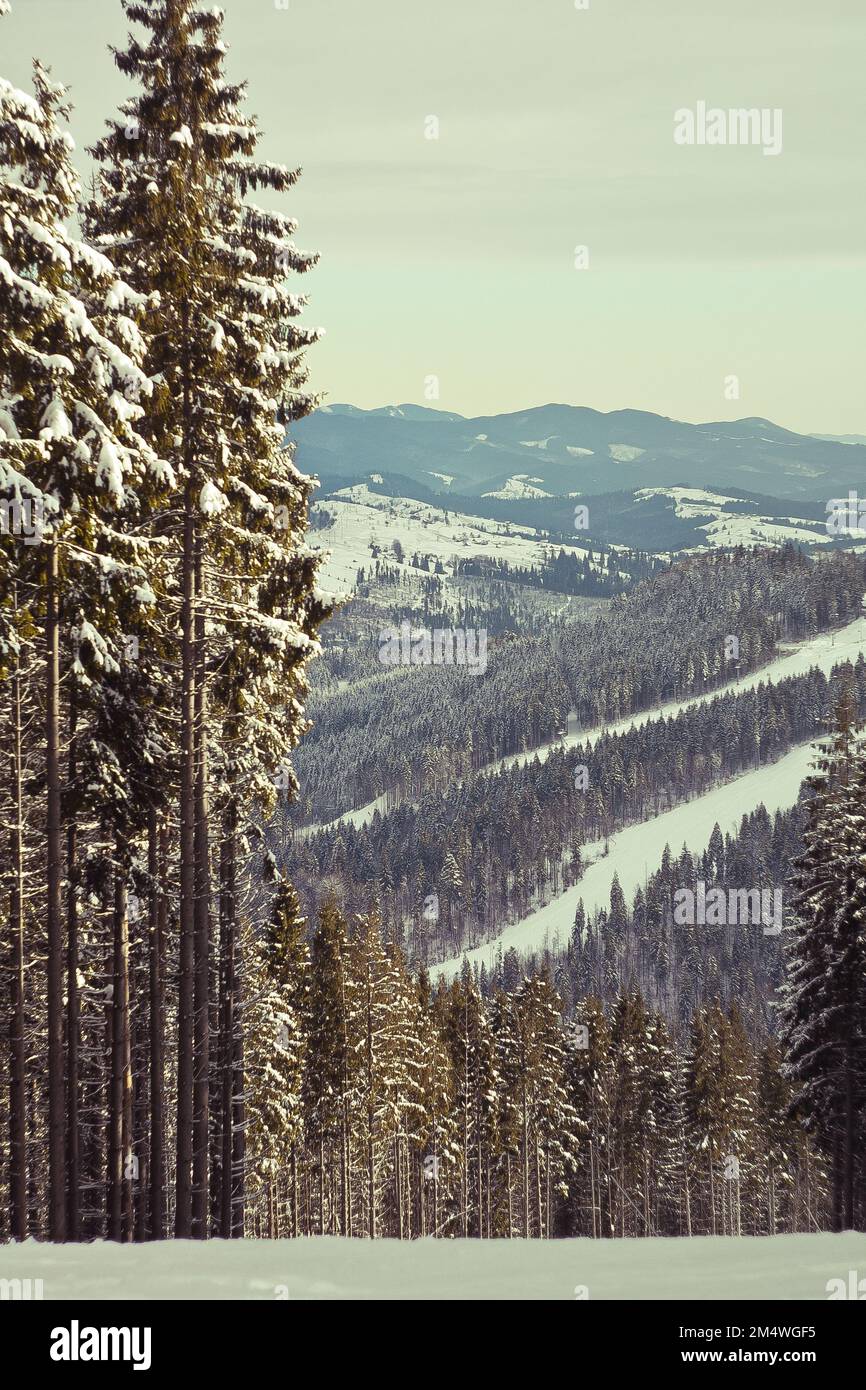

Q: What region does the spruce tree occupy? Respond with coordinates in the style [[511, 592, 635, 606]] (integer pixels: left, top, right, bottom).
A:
[[1, 41, 165, 1239], [89, 0, 330, 1236], [781, 690, 866, 1230]]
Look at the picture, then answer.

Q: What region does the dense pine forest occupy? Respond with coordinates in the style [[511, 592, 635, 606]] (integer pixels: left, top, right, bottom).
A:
[[1, 0, 864, 1252]]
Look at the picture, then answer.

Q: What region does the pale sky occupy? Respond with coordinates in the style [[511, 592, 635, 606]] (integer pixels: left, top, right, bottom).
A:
[[4, 0, 865, 433]]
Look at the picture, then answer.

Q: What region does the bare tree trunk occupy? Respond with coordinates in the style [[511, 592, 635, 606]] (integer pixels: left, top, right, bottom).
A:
[[365, 972, 376, 1239], [394, 1135, 403, 1239], [176, 471, 196, 1237], [367, 1129, 376, 1240], [844, 1037, 855, 1230], [45, 542, 66, 1241], [476, 1126, 483, 1238], [192, 536, 211, 1238], [522, 1085, 530, 1237], [341, 1099, 350, 1238], [65, 689, 80, 1239], [8, 616, 27, 1241], [340, 964, 351, 1238], [318, 1137, 326, 1235], [148, 811, 166, 1239], [108, 853, 133, 1241], [231, 930, 245, 1237], [219, 800, 237, 1238]]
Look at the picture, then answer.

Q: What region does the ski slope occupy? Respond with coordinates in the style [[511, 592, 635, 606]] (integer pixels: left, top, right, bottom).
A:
[[3, 1232, 864, 1300], [306, 612, 866, 836], [429, 737, 823, 983], [493, 610, 866, 778]]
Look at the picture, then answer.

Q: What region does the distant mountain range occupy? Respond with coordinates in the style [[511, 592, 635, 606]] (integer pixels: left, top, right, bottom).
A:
[[294, 403, 866, 506], [812, 433, 866, 448]]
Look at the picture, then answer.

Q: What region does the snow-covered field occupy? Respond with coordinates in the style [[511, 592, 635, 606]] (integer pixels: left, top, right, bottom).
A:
[[3, 1233, 864, 1301], [311, 484, 606, 593], [636, 487, 831, 550]]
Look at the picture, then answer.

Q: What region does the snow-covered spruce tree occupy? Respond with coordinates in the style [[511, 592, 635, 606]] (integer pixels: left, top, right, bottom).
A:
[[0, 40, 167, 1239], [684, 1001, 758, 1236], [381, 935, 430, 1240], [563, 994, 613, 1236], [345, 910, 407, 1240], [417, 970, 460, 1237], [89, 0, 331, 1237], [755, 1038, 810, 1235], [445, 963, 500, 1237], [781, 688, 866, 1230], [302, 898, 354, 1236], [607, 991, 682, 1238], [493, 971, 577, 1238], [490, 985, 523, 1237], [243, 882, 308, 1237]]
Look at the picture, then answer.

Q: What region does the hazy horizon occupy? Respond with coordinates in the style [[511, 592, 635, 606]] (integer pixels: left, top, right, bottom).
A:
[[316, 398, 865, 436], [4, 0, 864, 435]]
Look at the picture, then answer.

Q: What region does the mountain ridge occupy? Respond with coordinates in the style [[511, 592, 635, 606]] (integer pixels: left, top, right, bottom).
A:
[[295, 402, 866, 504]]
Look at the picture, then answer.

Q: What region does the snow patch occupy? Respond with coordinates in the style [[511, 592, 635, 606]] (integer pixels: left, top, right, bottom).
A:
[[608, 444, 645, 463]]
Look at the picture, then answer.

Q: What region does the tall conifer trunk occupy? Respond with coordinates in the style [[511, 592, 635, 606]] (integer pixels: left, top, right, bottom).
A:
[[231, 940, 246, 1237], [192, 537, 211, 1237], [45, 541, 66, 1241], [218, 799, 237, 1238], [148, 810, 166, 1239], [176, 470, 196, 1236], [66, 691, 80, 1239], [8, 596, 27, 1241], [108, 853, 133, 1241]]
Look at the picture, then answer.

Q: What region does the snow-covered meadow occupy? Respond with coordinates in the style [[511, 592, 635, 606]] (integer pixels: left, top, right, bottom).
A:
[[3, 1233, 865, 1301], [311, 484, 610, 594]]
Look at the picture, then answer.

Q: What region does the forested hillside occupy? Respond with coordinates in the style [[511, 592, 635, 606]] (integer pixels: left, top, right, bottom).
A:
[[288, 656, 866, 962], [292, 548, 866, 824], [488, 801, 806, 1027]]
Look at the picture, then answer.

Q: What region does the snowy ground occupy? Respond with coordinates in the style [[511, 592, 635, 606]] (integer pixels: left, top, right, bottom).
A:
[[311, 484, 607, 594], [3, 1233, 864, 1300], [635, 487, 832, 550]]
